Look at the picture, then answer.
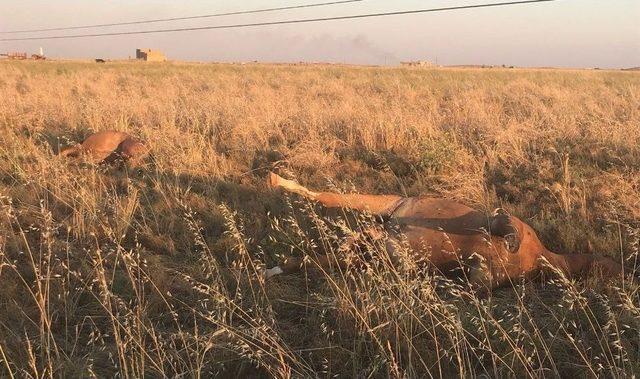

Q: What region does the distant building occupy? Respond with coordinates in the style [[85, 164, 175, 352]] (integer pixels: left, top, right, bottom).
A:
[[1, 48, 45, 61], [0, 52, 27, 60], [136, 48, 166, 62], [400, 60, 434, 67]]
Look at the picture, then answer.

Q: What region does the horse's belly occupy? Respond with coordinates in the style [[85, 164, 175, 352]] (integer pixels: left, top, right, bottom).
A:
[[402, 226, 498, 265]]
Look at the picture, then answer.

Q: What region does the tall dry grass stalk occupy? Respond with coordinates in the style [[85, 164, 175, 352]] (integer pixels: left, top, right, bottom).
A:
[[0, 60, 638, 377]]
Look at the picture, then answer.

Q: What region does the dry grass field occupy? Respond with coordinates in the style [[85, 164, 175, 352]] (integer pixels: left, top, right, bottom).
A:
[[0, 60, 639, 378]]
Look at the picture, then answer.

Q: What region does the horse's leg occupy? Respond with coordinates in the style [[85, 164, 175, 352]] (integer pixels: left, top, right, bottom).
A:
[[59, 145, 82, 158], [268, 172, 402, 216], [265, 253, 357, 278]]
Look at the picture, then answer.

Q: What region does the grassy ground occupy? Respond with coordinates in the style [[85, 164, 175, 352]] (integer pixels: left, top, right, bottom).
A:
[[0, 60, 639, 378]]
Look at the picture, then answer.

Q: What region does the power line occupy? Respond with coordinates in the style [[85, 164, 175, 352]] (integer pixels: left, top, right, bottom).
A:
[[0, 0, 558, 42], [1, 0, 365, 34]]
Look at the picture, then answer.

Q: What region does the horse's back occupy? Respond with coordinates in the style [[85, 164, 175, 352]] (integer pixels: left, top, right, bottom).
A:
[[392, 197, 488, 234]]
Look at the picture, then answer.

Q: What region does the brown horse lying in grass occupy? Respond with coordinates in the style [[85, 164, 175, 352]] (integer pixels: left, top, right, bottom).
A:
[[59, 130, 150, 168], [265, 172, 623, 289]]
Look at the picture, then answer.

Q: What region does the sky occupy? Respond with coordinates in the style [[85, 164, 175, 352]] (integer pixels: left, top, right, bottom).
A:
[[1, 0, 638, 68]]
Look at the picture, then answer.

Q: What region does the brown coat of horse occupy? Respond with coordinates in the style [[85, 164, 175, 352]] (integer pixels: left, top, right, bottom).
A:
[[266, 172, 623, 289], [59, 130, 149, 167]]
